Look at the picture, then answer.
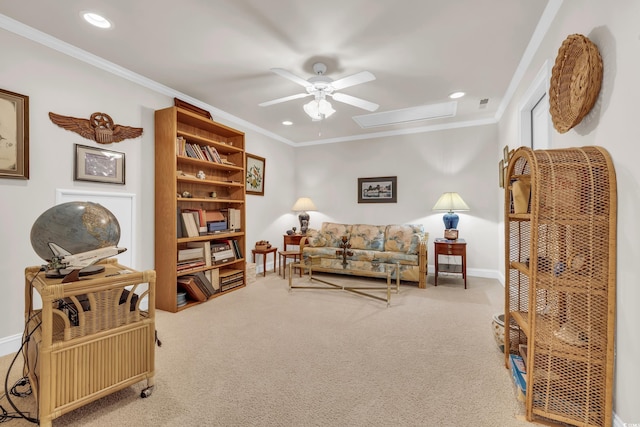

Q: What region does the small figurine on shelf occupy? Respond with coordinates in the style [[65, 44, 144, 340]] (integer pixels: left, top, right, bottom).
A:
[[292, 227, 297, 234], [196, 170, 206, 180]]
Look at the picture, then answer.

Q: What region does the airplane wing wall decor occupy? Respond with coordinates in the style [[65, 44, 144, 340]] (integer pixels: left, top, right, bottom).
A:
[[49, 111, 143, 143]]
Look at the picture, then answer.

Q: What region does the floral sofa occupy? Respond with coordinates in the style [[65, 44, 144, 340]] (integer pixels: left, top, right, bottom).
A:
[[299, 222, 428, 288]]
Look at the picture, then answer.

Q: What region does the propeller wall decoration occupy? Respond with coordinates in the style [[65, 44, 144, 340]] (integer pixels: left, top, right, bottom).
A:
[[259, 62, 379, 121]]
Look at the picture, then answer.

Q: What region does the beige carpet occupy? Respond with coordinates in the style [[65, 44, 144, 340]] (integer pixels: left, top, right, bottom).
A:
[[0, 273, 530, 426]]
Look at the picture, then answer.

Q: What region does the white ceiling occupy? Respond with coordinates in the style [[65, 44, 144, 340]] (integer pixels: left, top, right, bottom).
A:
[[0, 1, 553, 145]]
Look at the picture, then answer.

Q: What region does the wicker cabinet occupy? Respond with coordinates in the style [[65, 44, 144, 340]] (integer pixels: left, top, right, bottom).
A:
[[504, 146, 616, 427], [154, 106, 246, 312], [24, 259, 156, 427]]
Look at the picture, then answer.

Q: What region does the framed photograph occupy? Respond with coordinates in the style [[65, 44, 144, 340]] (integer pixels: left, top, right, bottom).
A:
[[0, 88, 29, 179], [503, 145, 510, 164], [246, 152, 265, 196], [358, 176, 397, 203], [499, 159, 505, 188], [74, 144, 125, 184]]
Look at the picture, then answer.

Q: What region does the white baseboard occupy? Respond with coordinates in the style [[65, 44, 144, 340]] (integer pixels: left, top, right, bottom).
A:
[[0, 333, 22, 358]]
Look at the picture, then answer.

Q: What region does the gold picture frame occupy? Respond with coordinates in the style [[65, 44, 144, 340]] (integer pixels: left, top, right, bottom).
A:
[[74, 144, 125, 184], [0, 88, 29, 179]]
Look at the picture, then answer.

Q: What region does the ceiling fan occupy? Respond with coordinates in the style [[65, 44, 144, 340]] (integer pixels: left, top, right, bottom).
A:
[[259, 62, 379, 120]]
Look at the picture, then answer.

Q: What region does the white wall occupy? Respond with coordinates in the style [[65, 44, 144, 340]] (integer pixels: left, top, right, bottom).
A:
[[0, 28, 292, 352], [498, 0, 640, 423], [294, 125, 501, 273]]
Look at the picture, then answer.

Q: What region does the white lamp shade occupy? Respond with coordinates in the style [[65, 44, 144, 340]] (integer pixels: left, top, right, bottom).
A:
[[303, 98, 335, 120], [292, 197, 317, 212], [432, 192, 470, 212]]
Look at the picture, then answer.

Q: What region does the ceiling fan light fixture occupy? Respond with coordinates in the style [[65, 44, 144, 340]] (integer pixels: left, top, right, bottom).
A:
[[303, 98, 335, 121]]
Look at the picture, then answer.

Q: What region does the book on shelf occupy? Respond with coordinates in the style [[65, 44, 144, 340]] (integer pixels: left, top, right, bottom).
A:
[[176, 136, 186, 156], [178, 247, 204, 262], [206, 210, 228, 232], [177, 276, 207, 302], [177, 260, 206, 271], [219, 268, 244, 292], [183, 209, 208, 234], [224, 239, 243, 259], [183, 271, 216, 297], [181, 212, 200, 237], [213, 249, 235, 264], [220, 208, 241, 231], [187, 241, 212, 283]]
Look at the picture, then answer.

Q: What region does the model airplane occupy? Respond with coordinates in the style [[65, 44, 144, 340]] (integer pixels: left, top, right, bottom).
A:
[[46, 243, 127, 282]]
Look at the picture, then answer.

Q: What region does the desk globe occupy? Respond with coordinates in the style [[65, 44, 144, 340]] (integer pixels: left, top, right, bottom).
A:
[[30, 201, 121, 275]]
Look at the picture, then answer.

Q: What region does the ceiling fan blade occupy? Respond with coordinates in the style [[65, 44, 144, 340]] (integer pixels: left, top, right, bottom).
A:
[[330, 93, 379, 112], [259, 92, 312, 107], [330, 71, 376, 91], [270, 68, 312, 88]]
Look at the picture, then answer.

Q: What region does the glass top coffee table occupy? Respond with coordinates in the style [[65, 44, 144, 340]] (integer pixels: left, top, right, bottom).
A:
[[288, 256, 400, 306]]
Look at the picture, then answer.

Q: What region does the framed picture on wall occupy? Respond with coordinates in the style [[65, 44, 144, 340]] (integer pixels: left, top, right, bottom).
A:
[[246, 152, 265, 196], [357, 176, 397, 203], [0, 88, 29, 179], [74, 144, 125, 184]]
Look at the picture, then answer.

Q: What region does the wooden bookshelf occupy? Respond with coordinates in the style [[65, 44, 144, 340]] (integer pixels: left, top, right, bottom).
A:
[[155, 106, 246, 312]]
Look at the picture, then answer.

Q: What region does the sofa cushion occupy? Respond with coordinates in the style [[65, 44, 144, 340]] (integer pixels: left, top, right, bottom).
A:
[[304, 229, 327, 247], [321, 222, 352, 247], [384, 224, 425, 254], [349, 224, 385, 251]]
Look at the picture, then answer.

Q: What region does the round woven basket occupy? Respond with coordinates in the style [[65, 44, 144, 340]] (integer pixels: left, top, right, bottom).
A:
[[549, 34, 603, 134]]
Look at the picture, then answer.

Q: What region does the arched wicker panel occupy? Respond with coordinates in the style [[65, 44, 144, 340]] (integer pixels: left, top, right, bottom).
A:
[[504, 146, 616, 427]]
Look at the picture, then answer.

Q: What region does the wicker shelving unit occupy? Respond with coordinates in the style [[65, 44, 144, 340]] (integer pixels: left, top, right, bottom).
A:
[[504, 146, 616, 427]]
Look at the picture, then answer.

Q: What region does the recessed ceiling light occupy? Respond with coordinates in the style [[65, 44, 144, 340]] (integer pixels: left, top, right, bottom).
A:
[[449, 91, 465, 99], [82, 12, 112, 29], [282, 120, 293, 126]]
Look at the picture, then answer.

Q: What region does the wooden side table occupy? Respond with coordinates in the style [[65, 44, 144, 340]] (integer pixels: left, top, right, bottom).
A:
[[434, 238, 467, 288], [252, 247, 277, 276], [283, 234, 303, 250]]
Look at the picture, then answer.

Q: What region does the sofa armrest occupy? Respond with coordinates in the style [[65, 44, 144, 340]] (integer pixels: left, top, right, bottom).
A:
[[299, 236, 310, 256], [418, 236, 428, 289]]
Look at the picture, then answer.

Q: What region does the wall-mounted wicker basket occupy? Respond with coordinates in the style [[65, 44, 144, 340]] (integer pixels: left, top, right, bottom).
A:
[[549, 34, 603, 133]]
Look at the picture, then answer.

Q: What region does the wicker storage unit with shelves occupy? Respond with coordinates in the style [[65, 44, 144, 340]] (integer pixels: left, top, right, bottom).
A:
[[504, 146, 615, 427], [24, 259, 156, 427], [155, 106, 246, 312]]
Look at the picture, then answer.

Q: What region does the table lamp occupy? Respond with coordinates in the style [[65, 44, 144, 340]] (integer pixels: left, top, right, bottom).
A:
[[432, 192, 470, 238], [292, 197, 317, 234]]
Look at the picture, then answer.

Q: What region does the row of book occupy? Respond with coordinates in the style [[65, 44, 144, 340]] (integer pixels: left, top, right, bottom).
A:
[[177, 240, 244, 271], [178, 208, 241, 238], [220, 269, 244, 292], [177, 136, 224, 164], [177, 271, 218, 302]]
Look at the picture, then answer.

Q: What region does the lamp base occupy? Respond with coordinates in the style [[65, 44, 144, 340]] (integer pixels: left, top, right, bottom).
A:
[[298, 211, 310, 234], [442, 212, 459, 229]]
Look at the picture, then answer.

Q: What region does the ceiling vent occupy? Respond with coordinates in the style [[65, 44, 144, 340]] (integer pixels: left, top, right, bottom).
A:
[[353, 101, 457, 129], [479, 98, 489, 109]]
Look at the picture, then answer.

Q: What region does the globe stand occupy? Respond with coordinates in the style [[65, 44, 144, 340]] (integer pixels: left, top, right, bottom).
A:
[[46, 265, 105, 280]]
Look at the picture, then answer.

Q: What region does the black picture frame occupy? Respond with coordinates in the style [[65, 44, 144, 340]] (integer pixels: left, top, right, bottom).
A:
[[74, 144, 125, 184], [357, 176, 397, 203], [0, 88, 29, 179]]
